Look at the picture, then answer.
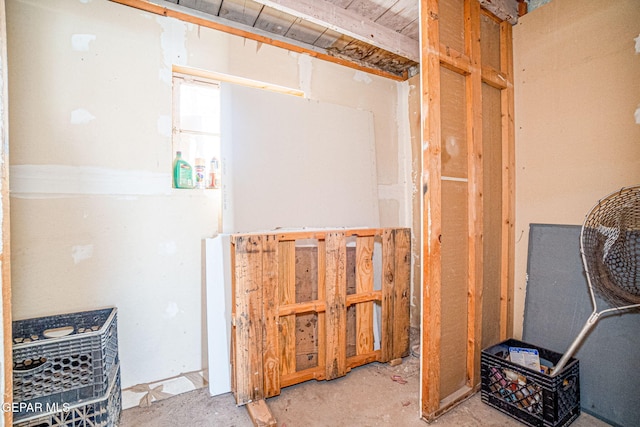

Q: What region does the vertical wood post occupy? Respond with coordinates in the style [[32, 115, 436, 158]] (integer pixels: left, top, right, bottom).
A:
[[420, 0, 443, 419], [324, 232, 347, 380], [261, 235, 280, 398], [234, 236, 265, 404]]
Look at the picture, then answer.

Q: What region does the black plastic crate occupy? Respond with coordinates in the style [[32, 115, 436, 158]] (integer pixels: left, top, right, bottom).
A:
[[481, 338, 580, 427], [14, 365, 122, 427], [12, 308, 119, 422]]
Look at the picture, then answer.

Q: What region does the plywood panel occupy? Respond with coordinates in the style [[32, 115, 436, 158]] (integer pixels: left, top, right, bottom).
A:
[[440, 180, 468, 398], [481, 82, 503, 349], [440, 67, 467, 179], [438, 0, 464, 54]]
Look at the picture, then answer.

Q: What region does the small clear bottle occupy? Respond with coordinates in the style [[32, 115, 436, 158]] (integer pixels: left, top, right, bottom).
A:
[[209, 157, 220, 189]]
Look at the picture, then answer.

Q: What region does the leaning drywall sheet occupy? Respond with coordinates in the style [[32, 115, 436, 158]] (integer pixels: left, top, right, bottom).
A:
[[524, 224, 640, 427], [220, 83, 379, 233]]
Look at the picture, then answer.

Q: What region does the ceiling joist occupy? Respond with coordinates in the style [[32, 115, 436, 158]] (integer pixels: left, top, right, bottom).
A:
[[251, 0, 420, 62]]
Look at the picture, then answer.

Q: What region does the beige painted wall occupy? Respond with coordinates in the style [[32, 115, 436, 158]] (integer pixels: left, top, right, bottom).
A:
[[6, 0, 413, 392], [512, 0, 640, 338]]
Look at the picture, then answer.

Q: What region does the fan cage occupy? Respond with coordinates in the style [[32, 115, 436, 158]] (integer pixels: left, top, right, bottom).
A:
[[580, 186, 640, 307]]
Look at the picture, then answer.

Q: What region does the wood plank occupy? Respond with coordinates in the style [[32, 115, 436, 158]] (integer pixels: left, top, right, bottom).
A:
[[280, 366, 325, 387], [251, 0, 420, 61], [420, 0, 443, 420], [261, 235, 280, 398], [246, 399, 277, 427], [233, 236, 265, 404], [380, 229, 395, 362], [0, 0, 13, 422], [317, 239, 327, 374], [392, 228, 411, 359], [355, 236, 375, 355], [278, 240, 296, 376], [500, 20, 515, 341], [324, 232, 347, 380], [464, 0, 484, 389]]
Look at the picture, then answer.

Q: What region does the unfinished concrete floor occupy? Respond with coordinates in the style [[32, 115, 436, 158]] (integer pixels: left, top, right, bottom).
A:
[[120, 355, 611, 427]]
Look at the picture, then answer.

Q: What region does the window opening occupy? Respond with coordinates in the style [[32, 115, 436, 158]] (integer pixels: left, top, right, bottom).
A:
[[172, 73, 221, 190]]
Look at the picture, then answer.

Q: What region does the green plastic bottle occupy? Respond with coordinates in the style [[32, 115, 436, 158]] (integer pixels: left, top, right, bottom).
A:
[[173, 151, 194, 189]]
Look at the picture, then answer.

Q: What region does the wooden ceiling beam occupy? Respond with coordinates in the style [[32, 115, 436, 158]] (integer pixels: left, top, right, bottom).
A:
[[251, 0, 420, 62]]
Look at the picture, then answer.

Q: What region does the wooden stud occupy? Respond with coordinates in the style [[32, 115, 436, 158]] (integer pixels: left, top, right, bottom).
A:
[[246, 399, 277, 427], [420, 0, 443, 420], [500, 20, 515, 341], [324, 232, 347, 380], [464, 0, 484, 389], [278, 241, 296, 376], [0, 1, 12, 423], [355, 236, 375, 355], [233, 236, 265, 404], [393, 228, 411, 359], [261, 235, 280, 398]]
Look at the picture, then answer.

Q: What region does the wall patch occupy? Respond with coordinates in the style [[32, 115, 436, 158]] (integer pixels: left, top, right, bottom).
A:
[[72, 244, 94, 264], [71, 108, 95, 124], [71, 34, 96, 51]]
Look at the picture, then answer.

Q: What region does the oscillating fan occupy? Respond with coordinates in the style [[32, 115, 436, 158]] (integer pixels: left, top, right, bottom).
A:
[[552, 185, 640, 376]]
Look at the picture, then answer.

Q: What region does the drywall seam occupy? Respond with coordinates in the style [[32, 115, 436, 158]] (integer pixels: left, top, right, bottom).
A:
[[10, 165, 172, 196]]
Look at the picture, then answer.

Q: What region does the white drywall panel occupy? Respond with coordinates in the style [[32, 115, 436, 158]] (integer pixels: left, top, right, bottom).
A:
[[205, 235, 232, 396], [512, 0, 640, 338], [221, 83, 380, 233]]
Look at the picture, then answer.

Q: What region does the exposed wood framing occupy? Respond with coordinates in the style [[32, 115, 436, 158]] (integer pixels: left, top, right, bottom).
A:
[[252, 0, 420, 62], [0, 0, 12, 423], [231, 228, 411, 426], [420, 0, 443, 419], [500, 20, 515, 340], [110, 0, 406, 81], [420, 0, 515, 421], [464, 0, 483, 390]]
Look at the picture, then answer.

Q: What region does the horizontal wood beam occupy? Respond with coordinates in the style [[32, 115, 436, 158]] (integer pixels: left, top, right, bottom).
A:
[[252, 0, 420, 62], [109, 0, 405, 81]]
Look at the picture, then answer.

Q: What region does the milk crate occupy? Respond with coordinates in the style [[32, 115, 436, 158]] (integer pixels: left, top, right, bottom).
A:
[[12, 308, 119, 422], [481, 339, 580, 427], [14, 365, 122, 427]]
